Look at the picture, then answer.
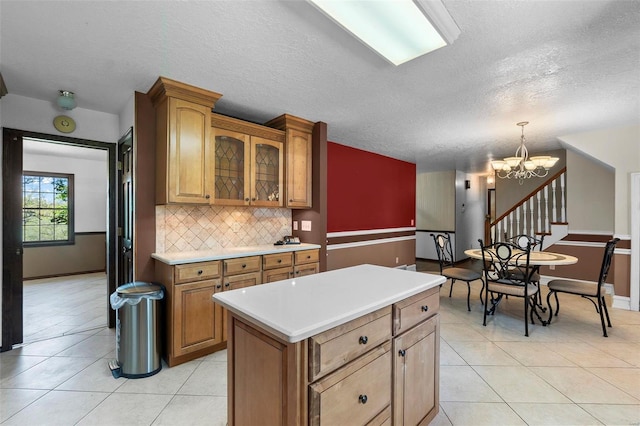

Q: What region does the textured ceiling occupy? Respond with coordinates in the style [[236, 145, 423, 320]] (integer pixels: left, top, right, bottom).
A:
[[1, 0, 639, 173]]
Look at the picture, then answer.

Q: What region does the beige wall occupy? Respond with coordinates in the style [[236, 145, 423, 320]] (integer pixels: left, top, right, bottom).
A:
[[23, 233, 106, 279], [559, 124, 640, 236], [416, 171, 455, 231], [566, 150, 615, 233]]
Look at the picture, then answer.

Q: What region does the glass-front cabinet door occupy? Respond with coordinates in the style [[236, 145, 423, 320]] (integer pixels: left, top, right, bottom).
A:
[[251, 137, 284, 207], [212, 129, 251, 206]]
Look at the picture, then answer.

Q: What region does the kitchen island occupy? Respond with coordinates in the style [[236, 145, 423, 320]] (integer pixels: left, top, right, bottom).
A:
[[213, 264, 445, 426]]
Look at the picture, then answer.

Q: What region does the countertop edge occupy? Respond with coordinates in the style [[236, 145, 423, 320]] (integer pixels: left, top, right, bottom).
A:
[[214, 273, 446, 343], [152, 243, 322, 265]]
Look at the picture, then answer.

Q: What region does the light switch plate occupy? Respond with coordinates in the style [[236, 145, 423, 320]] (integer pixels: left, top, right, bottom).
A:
[[293, 221, 298, 231], [301, 220, 312, 231]]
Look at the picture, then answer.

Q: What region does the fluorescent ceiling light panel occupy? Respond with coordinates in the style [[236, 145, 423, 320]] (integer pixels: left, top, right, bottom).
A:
[[309, 0, 460, 66]]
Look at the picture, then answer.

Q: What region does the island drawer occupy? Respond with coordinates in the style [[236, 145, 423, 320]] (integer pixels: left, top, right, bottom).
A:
[[263, 252, 294, 270], [223, 256, 261, 276], [309, 306, 391, 381], [295, 249, 319, 265], [393, 287, 439, 335], [174, 260, 221, 284], [309, 342, 391, 426]]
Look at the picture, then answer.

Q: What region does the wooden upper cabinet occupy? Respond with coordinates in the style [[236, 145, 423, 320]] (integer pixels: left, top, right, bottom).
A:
[[265, 114, 313, 209], [211, 128, 251, 206], [148, 77, 222, 205], [211, 114, 285, 207]]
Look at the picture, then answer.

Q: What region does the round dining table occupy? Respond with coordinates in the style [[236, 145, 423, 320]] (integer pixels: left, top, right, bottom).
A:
[[464, 248, 578, 266]]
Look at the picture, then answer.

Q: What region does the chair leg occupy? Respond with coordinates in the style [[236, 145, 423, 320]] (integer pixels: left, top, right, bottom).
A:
[[553, 292, 560, 317], [545, 290, 555, 325], [479, 278, 485, 306], [524, 294, 529, 337], [483, 285, 489, 326], [466, 281, 471, 312], [449, 279, 455, 297], [602, 296, 612, 327], [597, 296, 608, 337]]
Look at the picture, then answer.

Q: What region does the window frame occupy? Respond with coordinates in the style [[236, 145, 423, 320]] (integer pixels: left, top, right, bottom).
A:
[[22, 171, 75, 247]]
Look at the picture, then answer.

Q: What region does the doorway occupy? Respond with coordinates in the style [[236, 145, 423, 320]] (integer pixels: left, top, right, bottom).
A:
[[1, 128, 117, 351]]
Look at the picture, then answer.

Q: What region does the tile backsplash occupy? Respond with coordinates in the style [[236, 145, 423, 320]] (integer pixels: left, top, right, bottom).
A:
[[156, 205, 292, 253]]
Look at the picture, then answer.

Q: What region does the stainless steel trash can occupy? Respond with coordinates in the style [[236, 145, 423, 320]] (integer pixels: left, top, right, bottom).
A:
[[109, 282, 163, 379]]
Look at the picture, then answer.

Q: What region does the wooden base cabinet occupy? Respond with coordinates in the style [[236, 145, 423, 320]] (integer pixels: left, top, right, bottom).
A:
[[226, 286, 440, 425], [155, 248, 320, 367], [156, 260, 225, 367]]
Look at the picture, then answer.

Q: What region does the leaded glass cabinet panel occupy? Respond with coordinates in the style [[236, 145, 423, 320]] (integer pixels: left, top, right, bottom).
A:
[[250, 137, 284, 207], [212, 130, 250, 206]]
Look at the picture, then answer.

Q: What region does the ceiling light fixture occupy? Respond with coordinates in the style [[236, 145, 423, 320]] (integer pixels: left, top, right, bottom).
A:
[[307, 0, 460, 66], [56, 90, 77, 110], [491, 122, 559, 185]]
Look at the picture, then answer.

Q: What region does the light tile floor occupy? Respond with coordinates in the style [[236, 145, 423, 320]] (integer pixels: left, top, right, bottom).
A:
[[1, 271, 639, 425], [23, 273, 108, 343]]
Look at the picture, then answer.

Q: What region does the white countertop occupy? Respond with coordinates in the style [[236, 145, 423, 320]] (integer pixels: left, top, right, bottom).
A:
[[152, 243, 321, 265], [212, 264, 445, 343]]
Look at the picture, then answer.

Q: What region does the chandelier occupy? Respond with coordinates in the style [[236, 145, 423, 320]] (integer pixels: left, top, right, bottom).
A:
[[491, 121, 559, 184]]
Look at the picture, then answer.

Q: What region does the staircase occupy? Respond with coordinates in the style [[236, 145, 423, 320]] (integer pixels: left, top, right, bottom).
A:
[[488, 168, 568, 249]]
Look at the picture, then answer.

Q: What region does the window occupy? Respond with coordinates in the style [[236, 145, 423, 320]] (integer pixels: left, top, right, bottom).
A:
[[23, 172, 74, 246]]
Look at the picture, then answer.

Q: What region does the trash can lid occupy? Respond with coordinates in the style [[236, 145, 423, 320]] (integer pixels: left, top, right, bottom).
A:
[[117, 282, 163, 298]]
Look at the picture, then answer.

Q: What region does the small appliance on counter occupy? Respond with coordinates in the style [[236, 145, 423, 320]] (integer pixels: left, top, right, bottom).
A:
[[274, 236, 300, 245]]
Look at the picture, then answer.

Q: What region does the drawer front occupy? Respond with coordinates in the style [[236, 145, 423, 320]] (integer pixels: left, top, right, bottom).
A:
[[309, 306, 391, 381], [224, 256, 261, 276], [224, 271, 262, 291], [263, 266, 293, 283], [294, 262, 319, 277], [263, 252, 293, 270], [309, 344, 391, 426], [295, 249, 319, 265], [174, 261, 221, 284], [393, 287, 439, 336]]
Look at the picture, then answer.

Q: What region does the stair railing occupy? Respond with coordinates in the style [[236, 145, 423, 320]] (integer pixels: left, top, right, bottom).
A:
[[487, 167, 567, 244]]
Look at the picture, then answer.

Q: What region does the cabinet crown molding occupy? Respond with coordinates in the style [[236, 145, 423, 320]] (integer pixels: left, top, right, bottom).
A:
[[147, 76, 222, 108], [266, 113, 315, 133], [211, 113, 285, 142]]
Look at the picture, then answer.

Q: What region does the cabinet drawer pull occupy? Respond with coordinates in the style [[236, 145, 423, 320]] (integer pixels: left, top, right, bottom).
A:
[[225, 283, 230, 287], [216, 284, 222, 289], [296, 271, 300, 274], [358, 394, 368, 404], [358, 336, 368, 345], [306, 255, 311, 259], [252, 197, 256, 201], [421, 305, 429, 312], [197, 270, 203, 275], [289, 199, 293, 202], [399, 349, 406, 357], [205, 194, 210, 199], [245, 198, 250, 202], [277, 259, 282, 263], [242, 264, 247, 268]]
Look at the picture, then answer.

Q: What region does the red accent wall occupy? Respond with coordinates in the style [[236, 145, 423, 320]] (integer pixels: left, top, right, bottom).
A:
[[327, 142, 416, 233]]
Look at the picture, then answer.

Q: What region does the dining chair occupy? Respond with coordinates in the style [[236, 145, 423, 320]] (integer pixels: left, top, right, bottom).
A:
[[431, 233, 484, 311], [546, 238, 619, 337], [508, 234, 545, 308], [478, 238, 541, 336]]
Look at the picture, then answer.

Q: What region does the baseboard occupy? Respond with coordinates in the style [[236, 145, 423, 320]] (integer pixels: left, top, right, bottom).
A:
[[613, 295, 631, 310], [23, 269, 106, 281]]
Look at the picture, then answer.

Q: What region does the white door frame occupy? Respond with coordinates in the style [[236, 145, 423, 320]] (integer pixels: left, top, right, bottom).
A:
[[631, 172, 639, 311]]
